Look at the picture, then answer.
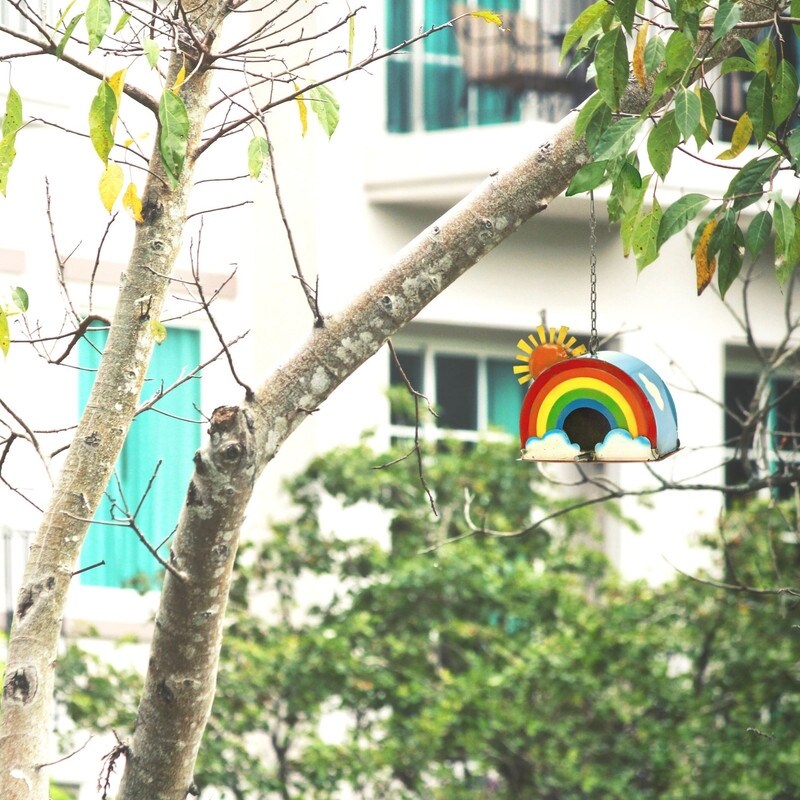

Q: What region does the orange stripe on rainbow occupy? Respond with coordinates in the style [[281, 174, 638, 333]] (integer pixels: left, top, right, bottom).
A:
[[520, 359, 658, 447]]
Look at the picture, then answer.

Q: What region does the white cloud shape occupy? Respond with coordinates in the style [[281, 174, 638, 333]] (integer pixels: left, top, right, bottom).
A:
[[521, 430, 581, 461], [595, 429, 656, 461]]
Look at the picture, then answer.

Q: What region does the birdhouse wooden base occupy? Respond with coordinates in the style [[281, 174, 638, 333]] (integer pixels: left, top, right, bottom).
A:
[[518, 350, 679, 463]]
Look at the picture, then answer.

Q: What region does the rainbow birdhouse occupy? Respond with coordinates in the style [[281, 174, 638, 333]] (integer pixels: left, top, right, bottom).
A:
[[515, 327, 679, 462]]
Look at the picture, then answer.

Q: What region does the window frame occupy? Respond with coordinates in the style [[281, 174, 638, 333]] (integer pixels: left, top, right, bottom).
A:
[[387, 0, 525, 133], [388, 334, 526, 444], [723, 344, 800, 503]]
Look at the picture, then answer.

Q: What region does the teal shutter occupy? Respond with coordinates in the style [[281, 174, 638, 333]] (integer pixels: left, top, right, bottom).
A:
[[487, 358, 523, 435], [386, 0, 412, 131], [77, 326, 201, 588], [475, 0, 521, 125], [385, 0, 522, 132]]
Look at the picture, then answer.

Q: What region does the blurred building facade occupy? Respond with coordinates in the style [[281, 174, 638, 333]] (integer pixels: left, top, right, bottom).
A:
[[1, 1, 798, 796]]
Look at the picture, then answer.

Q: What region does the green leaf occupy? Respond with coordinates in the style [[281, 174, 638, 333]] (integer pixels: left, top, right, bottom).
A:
[[608, 159, 642, 222], [113, 11, 131, 34], [307, 85, 340, 138], [647, 110, 680, 180], [787, 129, 800, 170], [633, 200, 663, 271], [754, 37, 777, 80], [693, 86, 717, 147], [664, 30, 694, 76], [614, 0, 637, 34], [712, 1, 741, 42], [778, 203, 800, 283], [247, 135, 270, 180], [793, 0, 800, 37], [589, 117, 640, 161], [347, 14, 354, 67], [0, 87, 22, 196], [575, 93, 606, 138], [0, 136, 16, 196], [560, 0, 607, 61], [0, 309, 8, 357], [594, 27, 629, 111], [142, 37, 160, 68], [85, 0, 111, 52], [644, 36, 665, 76], [725, 155, 779, 210], [719, 56, 755, 76], [620, 175, 650, 257], [708, 207, 735, 260], [746, 71, 774, 145], [158, 90, 189, 186], [717, 224, 744, 299], [745, 210, 772, 259], [89, 80, 117, 165], [773, 196, 795, 258], [674, 87, 701, 140], [566, 160, 608, 196], [772, 59, 798, 127], [737, 36, 759, 63], [55, 0, 78, 30], [11, 286, 28, 312], [56, 13, 83, 59], [657, 193, 708, 248], [3, 86, 23, 138], [584, 101, 612, 154]]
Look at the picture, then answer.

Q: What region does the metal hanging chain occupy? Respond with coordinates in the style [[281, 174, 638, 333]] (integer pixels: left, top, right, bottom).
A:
[[589, 189, 598, 356]]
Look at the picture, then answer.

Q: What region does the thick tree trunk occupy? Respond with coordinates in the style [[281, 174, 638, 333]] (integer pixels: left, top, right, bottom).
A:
[[0, 4, 231, 799], [117, 406, 256, 799]]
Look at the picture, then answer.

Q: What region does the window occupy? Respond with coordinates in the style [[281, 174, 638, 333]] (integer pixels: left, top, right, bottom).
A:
[[386, 1, 591, 133], [389, 344, 524, 441], [723, 347, 800, 505], [77, 326, 201, 589], [0, 3, 54, 33]]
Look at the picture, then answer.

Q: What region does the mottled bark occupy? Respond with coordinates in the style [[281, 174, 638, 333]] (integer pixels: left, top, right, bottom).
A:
[[117, 407, 256, 800], [0, 3, 231, 799]]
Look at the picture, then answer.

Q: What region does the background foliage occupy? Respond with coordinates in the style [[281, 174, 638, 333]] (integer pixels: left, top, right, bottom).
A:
[[56, 439, 800, 799]]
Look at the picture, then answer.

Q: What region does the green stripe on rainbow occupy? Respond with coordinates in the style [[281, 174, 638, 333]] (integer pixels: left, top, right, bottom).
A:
[[543, 384, 629, 433], [522, 359, 658, 447]]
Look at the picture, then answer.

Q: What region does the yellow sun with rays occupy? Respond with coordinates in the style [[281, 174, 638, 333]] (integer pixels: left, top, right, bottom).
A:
[[513, 325, 587, 384]]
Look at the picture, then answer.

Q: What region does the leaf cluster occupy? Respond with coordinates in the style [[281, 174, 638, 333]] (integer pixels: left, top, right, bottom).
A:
[[47, 441, 786, 799], [563, 0, 800, 296]]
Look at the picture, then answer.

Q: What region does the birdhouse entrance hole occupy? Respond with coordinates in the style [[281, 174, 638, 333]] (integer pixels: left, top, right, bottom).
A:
[[562, 408, 612, 453]]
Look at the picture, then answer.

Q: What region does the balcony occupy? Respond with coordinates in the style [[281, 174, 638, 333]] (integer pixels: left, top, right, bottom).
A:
[[452, 5, 590, 108]]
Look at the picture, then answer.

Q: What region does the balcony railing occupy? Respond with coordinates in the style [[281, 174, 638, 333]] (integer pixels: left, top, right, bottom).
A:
[[452, 5, 591, 109]]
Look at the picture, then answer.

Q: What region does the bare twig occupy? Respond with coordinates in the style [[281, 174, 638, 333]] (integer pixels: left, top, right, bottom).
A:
[[376, 341, 438, 516]]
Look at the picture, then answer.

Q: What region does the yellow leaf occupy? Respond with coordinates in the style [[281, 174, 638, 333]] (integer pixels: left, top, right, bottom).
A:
[[108, 68, 126, 133], [149, 318, 167, 344], [98, 162, 123, 212], [122, 181, 143, 222], [295, 83, 308, 136], [717, 112, 753, 160], [469, 10, 503, 26], [632, 21, 648, 88], [172, 57, 187, 93], [695, 218, 718, 295]]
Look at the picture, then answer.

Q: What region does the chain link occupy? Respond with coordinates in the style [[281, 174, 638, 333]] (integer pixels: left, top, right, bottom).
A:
[[589, 190, 598, 356]]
